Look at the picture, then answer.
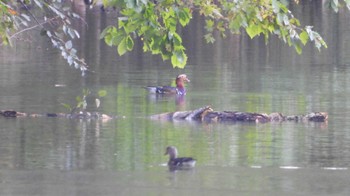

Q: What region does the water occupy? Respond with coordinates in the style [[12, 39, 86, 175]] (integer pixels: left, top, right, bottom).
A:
[[1, 1, 350, 195], [1, 167, 349, 195]]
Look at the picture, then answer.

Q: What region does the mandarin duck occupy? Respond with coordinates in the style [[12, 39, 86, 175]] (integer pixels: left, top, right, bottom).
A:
[[145, 74, 190, 95]]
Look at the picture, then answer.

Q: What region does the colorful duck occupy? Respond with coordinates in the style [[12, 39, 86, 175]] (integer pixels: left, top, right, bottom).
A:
[[164, 146, 196, 170], [145, 74, 190, 95]]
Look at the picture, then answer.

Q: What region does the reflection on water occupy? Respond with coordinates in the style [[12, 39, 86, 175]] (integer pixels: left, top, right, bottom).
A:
[[147, 94, 187, 111], [1, 1, 350, 195], [1, 167, 349, 195]]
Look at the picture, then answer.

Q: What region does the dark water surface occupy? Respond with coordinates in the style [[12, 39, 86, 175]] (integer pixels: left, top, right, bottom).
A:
[[1, 1, 350, 195]]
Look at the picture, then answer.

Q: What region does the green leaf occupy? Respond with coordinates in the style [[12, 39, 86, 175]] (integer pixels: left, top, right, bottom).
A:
[[126, 36, 134, 50], [171, 50, 187, 69], [287, 37, 292, 46], [294, 41, 302, 54], [267, 24, 275, 32], [290, 18, 300, 26], [76, 96, 82, 103], [82, 89, 90, 96], [299, 31, 309, 45], [150, 36, 162, 53], [103, 27, 126, 47], [161, 52, 171, 60], [100, 25, 114, 39], [76, 101, 83, 109], [204, 33, 215, 43], [164, 17, 177, 32], [217, 21, 225, 32], [98, 90, 107, 97], [320, 39, 328, 49], [113, 31, 127, 46], [229, 15, 242, 32], [172, 32, 182, 47], [118, 37, 128, 55], [104, 35, 113, 46], [205, 19, 214, 32], [125, 0, 143, 13], [279, 2, 289, 13], [125, 21, 140, 34], [178, 8, 191, 26], [246, 24, 262, 38], [60, 103, 72, 111]]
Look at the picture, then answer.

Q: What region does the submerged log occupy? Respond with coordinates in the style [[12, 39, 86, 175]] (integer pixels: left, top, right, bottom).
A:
[[0, 110, 113, 120], [0, 106, 328, 123], [150, 106, 328, 123]]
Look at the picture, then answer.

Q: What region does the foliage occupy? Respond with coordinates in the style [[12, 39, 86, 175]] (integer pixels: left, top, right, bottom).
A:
[[0, 1, 30, 45], [100, 0, 350, 68], [1, 0, 350, 70], [0, 0, 87, 75]]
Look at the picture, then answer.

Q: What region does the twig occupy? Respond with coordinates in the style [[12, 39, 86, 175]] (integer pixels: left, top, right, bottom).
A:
[[19, 0, 41, 25], [9, 17, 58, 39]]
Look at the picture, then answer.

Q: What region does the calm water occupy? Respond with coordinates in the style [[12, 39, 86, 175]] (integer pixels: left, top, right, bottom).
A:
[[1, 1, 350, 195]]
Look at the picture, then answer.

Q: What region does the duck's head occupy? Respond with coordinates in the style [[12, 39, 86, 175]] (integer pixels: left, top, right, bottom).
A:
[[165, 146, 178, 159], [175, 74, 190, 87]]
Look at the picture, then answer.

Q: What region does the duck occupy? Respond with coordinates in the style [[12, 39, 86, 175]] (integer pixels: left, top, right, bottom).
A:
[[145, 74, 190, 95], [164, 146, 196, 170]]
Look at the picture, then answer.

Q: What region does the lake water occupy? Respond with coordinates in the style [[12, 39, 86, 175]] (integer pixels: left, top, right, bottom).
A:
[[1, 1, 350, 195]]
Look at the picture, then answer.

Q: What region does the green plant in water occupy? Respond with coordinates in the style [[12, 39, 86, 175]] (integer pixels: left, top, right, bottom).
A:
[[61, 89, 107, 114]]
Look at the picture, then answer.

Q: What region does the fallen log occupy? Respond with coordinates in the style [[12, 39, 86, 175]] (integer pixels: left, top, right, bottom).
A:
[[0, 110, 113, 120], [0, 106, 328, 123], [150, 106, 328, 123]]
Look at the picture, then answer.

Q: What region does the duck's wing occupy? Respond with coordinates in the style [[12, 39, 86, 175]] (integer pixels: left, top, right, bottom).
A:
[[145, 86, 177, 94], [158, 86, 177, 94], [144, 86, 159, 94], [172, 157, 196, 167]]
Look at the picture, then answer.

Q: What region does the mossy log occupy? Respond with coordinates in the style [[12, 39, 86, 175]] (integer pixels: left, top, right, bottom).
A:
[[150, 106, 328, 123]]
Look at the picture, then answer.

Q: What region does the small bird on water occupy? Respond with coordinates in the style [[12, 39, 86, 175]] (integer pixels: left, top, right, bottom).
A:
[[164, 146, 196, 170], [145, 74, 190, 95]]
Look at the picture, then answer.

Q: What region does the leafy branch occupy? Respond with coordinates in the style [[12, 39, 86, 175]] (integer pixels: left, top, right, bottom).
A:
[[1, 0, 350, 70], [1, 0, 88, 75], [100, 0, 350, 68], [100, 1, 191, 68]]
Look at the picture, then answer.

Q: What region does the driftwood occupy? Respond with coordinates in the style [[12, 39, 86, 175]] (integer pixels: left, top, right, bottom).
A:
[[150, 106, 328, 123], [0, 110, 113, 120], [1, 106, 328, 123]]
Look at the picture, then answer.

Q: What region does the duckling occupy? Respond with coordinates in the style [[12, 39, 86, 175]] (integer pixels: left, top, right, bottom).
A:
[[165, 146, 196, 170], [145, 74, 190, 95]]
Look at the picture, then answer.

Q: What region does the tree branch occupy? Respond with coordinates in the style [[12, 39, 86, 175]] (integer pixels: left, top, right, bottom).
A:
[[9, 17, 58, 39]]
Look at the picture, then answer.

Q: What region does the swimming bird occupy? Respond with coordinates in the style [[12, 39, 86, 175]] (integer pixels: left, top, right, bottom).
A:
[[164, 146, 196, 170], [145, 74, 190, 95]]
